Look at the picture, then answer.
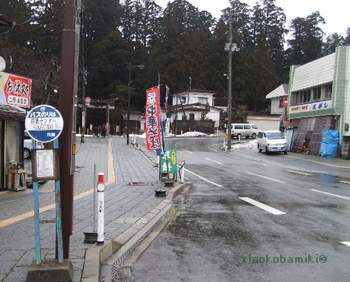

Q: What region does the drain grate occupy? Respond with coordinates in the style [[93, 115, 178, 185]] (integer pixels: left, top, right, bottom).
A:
[[127, 181, 147, 186]]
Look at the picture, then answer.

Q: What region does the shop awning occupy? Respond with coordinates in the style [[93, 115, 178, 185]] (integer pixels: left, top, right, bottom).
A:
[[0, 105, 26, 121]]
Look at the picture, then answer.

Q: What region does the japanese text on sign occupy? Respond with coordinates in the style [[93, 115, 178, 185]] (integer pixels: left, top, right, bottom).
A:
[[145, 86, 162, 151], [0, 72, 32, 108], [25, 105, 64, 143]]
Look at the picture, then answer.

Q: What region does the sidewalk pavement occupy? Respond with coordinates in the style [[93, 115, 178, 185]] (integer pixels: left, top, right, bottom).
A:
[[0, 136, 165, 282]]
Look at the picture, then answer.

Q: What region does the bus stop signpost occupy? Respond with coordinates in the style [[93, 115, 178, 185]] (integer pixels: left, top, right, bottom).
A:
[[25, 105, 72, 282]]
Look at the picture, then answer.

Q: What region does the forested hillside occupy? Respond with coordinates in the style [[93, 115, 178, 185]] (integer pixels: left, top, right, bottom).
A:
[[1, 0, 349, 112]]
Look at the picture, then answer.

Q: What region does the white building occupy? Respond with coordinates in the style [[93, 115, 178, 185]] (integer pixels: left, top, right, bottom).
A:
[[287, 46, 350, 157], [266, 84, 288, 115], [170, 90, 222, 131]]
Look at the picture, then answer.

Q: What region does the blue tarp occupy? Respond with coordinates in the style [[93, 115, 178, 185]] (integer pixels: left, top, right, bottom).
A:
[[319, 129, 339, 158]]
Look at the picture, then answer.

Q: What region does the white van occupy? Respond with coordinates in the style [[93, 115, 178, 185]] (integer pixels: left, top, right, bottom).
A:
[[257, 130, 287, 154], [229, 123, 258, 139]]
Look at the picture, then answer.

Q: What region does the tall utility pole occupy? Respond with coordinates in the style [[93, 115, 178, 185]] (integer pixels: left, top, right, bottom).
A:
[[80, 21, 87, 143], [80, 1, 86, 143], [225, 12, 239, 151], [59, 0, 76, 259], [226, 12, 233, 151], [81, 69, 87, 143], [126, 62, 132, 145], [126, 64, 144, 144], [106, 103, 110, 136]]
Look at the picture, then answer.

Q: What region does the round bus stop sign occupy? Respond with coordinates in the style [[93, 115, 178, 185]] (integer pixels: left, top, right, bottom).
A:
[[25, 105, 64, 143]]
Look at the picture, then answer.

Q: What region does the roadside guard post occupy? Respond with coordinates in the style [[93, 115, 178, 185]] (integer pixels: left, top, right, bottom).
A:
[[24, 105, 64, 265], [97, 173, 105, 244], [179, 161, 185, 183]]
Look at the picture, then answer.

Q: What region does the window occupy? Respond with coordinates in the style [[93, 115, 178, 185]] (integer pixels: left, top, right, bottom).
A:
[[189, 113, 195, 120], [266, 132, 284, 139], [291, 92, 297, 106], [234, 125, 243, 129], [198, 97, 208, 104], [178, 96, 186, 104], [244, 125, 251, 129], [295, 91, 303, 105], [325, 84, 332, 99], [303, 90, 311, 103], [291, 85, 331, 106], [279, 98, 284, 108], [313, 86, 321, 101]]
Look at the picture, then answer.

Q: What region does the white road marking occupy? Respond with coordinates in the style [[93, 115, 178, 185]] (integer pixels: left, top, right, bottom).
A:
[[239, 197, 286, 215], [107, 138, 116, 185], [310, 189, 350, 200], [205, 157, 223, 165], [287, 170, 313, 176], [184, 168, 223, 188], [341, 241, 350, 247], [340, 180, 350, 185], [184, 150, 193, 154], [246, 171, 286, 184]]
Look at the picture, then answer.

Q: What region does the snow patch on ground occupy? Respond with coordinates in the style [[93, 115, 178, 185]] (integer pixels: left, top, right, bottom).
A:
[[130, 131, 207, 138], [177, 131, 207, 137], [232, 139, 257, 150]]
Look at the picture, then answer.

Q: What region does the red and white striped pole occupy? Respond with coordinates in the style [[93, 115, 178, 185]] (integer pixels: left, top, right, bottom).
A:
[[97, 173, 105, 244]]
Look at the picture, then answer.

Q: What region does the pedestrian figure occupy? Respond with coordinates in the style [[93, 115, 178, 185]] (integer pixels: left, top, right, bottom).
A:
[[101, 124, 107, 138]]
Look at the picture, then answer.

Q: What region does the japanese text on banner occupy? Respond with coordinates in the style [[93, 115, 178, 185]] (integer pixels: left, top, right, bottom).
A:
[[145, 86, 162, 151]]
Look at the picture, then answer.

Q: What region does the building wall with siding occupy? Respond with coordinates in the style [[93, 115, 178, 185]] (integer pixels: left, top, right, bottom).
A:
[[247, 116, 280, 131], [291, 53, 335, 92], [270, 98, 284, 115]]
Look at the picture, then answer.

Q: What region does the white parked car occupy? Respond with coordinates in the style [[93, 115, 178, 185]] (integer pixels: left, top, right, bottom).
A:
[[257, 130, 288, 154], [229, 123, 259, 139], [24, 132, 44, 159]]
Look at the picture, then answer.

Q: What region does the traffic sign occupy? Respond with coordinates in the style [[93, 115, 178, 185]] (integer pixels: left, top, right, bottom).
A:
[[25, 105, 64, 143]]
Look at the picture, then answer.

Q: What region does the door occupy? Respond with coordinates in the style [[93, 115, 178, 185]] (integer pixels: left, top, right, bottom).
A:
[[4, 121, 22, 188], [0, 121, 3, 190], [244, 125, 252, 137]]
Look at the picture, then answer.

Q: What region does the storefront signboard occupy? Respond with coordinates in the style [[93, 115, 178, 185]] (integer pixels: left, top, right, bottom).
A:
[[289, 100, 332, 114], [0, 71, 32, 108]]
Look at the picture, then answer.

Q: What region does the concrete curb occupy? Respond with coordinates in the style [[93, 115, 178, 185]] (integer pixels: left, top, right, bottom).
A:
[[135, 144, 158, 167], [81, 182, 187, 282]]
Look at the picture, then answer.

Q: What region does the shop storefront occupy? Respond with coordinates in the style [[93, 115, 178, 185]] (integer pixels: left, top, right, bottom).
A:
[[288, 46, 350, 158], [0, 71, 32, 190], [0, 105, 25, 190]]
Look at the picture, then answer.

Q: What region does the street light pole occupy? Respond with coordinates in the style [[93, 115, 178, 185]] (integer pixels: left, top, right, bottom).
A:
[[126, 62, 132, 145], [227, 13, 233, 151]]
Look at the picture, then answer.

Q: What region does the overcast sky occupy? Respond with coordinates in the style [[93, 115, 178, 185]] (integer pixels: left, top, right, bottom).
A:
[[155, 0, 349, 36]]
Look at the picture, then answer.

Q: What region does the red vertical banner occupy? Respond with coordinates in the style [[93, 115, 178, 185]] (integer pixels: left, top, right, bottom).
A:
[[145, 86, 162, 150]]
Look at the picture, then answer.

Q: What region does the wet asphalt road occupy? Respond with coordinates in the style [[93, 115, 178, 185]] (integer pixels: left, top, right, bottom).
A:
[[131, 137, 350, 282]]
